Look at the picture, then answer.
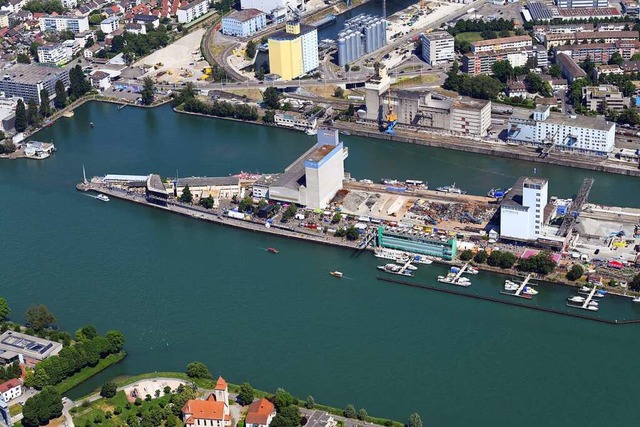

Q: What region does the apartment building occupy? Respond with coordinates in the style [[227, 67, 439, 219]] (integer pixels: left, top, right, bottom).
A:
[[582, 85, 627, 112], [470, 35, 532, 53], [420, 31, 454, 65], [177, 0, 210, 24], [39, 15, 89, 33]]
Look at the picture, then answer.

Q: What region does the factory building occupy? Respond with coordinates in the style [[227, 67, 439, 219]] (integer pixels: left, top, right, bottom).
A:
[[365, 83, 492, 137], [500, 177, 549, 241], [0, 64, 69, 104], [555, 0, 608, 7], [507, 105, 616, 155], [336, 14, 387, 66], [267, 129, 348, 209], [420, 31, 454, 66], [221, 9, 266, 37], [363, 63, 391, 122], [268, 19, 318, 80]]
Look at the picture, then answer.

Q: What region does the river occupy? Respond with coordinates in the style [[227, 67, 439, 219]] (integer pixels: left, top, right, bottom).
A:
[[2, 102, 640, 427]]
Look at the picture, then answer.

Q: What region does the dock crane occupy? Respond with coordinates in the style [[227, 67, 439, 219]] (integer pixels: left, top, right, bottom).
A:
[[540, 120, 564, 158]]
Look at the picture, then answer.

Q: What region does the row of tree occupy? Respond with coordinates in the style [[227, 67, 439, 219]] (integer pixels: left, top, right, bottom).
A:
[[460, 249, 557, 274], [22, 386, 63, 427], [447, 18, 515, 36], [25, 329, 125, 389], [182, 98, 259, 121]]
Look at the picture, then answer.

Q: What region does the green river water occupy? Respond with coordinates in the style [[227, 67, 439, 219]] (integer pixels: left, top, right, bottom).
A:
[[2, 102, 640, 426]]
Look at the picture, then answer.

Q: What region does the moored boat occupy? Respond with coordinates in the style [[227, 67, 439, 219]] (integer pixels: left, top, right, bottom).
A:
[[377, 264, 413, 277], [436, 183, 465, 194], [633, 296, 640, 303]]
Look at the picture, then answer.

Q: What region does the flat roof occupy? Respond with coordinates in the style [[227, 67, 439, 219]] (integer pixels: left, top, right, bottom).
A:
[[512, 107, 615, 131], [224, 8, 265, 22], [472, 35, 531, 48], [501, 176, 526, 209], [307, 144, 334, 163], [104, 174, 148, 182], [176, 176, 240, 187], [423, 31, 453, 41], [270, 24, 316, 41], [0, 331, 62, 361], [0, 63, 67, 85]]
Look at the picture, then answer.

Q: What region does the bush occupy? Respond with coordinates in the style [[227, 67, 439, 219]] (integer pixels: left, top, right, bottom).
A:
[[100, 381, 117, 398], [566, 264, 584, 281], [459, 249, 473, 261]]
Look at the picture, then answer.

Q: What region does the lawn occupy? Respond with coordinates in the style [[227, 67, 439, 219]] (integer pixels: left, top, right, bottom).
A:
[[454, 32, 483, 43], [391, 74, 441, 88], [9, 404, 22, 417]]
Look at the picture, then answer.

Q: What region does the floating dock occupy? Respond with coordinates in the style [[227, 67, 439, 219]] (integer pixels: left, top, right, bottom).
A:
[[437, 263, 471, 287], [567, 286, 602, 311], [501, 274, 534, 300]]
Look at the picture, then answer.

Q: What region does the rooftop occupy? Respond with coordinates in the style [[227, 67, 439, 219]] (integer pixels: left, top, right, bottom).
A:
[[472, 35, 531, 48], [558, 7, 620, 17], [214, 376, 227, 390], [183, 395, 225, 422], [0, 331, 62, 361], [179, 0, 208, 10], [0, 378, 21, 393], [306, 144, 335, 163], [224, 8, 265, 22], [555, 53, 587, 78], [269, 24, 316, 41], [512, 107, 615, 131], [246, 399, 275, 425], [0, 63, 67, 84], [176, 176, 240, 187], [423, 30, 453, 41]]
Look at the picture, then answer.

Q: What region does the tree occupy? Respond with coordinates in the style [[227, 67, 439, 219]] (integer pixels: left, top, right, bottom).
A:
[[25, 304, 56, 331], [334, 87, 344, 98], [15, 100, 27, 132], [282, 204, 297, 221], [100, 381, 117, 398], [263, 87, 280, 109], [632, 53, 640, 61], [271, 405, 301, 427], [26, 100, 40, 127], [179, 185, 193, 204], [305, 395, 315, 409], [331, 213, 341, 224], [566, 264, 584, 281], [549, 64, 562, 78], [608, 52, 624, 66], [185, 361, 212, 379], [96, 29, 106, 42], [343, 404, 356, 419], [172, 82, 196, 106], [106, 330, 125, 352], [524, 72, 551, 96], [273, 388, 297, 411], [22, 386, 63, 427], [357, 409, 368, 421], [54, 80, 67, 109], [518, 251, 557, 275], [246, 40, 257, 59], [69, 65, 91, 99], [0, 298, 9, 321], [140, 77, 155, 106], [491, 60, 513, 83], [459, 249, 473, 261], [237, 382, 254, 405], [39, 89, 51, 117], [199, 195, 214, 209], [111, 35, 125, 53], [630, 273, 640, 292], [474, 251, 488, 264], [17, 53, 31, 64], [76, 325, 97, 341], [262, 110, 275, 124], [408, 413, 423, 427]]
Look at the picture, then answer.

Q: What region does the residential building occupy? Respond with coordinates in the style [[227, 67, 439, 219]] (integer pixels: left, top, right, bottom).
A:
[[594, 64, 623, 80], [470, 35, 532, 53], [555, 52, 587, 83], [221, 9, 266, 37], [246, 399, 276, 427], [531, 45, 548, 67], [507, 105, 616, 155], [336, 14, 387, 66], [177, 0, 209, 24], [420, 31, 454, 66], [555, 0, 608, 7], [0, 64, 68, 104], [240, 0, 302, 18], [84, 44, 104, 59], [39, 15, 89, 33], [268, 19, 318, 80], [462, 48, 530, 76], [622, 59, 640, 73], [0, 379, 22, 403], [0, 399, 10, 427], [100, 16, 120, 34], [533, 23, 594, 38], [544, 31, 639, 49], [133, 14, 159, 29], [267, 129, 348, 209], [0, 11, 9, 28], [500, 177, 549, 241], [622, 1, 640, 14], [37, 43, 70, 65], [0, 330, 63, 363], [90, 71, 111, 90], [582, 84, 627, 111], [507, 80, 528, 98], [124, 23, 146, 34]]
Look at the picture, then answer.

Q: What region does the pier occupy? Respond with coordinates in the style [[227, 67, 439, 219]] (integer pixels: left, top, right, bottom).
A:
[[567, 286, 602, 312], [376, 277, 640, 325], [397, 258, 415, 276], [501, 274, 535, 300]]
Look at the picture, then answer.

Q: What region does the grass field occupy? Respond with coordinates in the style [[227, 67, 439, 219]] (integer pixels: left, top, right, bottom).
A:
[[455, 31, 515, 43], [391, 74, 441, 88]]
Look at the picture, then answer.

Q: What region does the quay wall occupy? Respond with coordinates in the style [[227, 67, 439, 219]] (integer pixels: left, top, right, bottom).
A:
[[332, 124, 640, 178]]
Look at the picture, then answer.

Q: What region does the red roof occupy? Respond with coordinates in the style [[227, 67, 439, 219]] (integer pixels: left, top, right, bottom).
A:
[[182, 395, 226, 423], [215, 376, 227, 390], [246, 399, 275, 426], [0, 378, 22, 393]]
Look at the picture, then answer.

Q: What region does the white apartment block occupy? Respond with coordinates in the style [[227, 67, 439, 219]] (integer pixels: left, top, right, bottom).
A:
[[420, 31, 454, 65], [300, 26, 318, 73], [507, 105, 616, 155], [500, 177, 549, 241], [37, 43, 71, 65], [100, 16, 120, 34], [221, 9, 267, 37], [39, 15, 89, 33], [470, 35, 532, 53], [177, 0, 209, 24]]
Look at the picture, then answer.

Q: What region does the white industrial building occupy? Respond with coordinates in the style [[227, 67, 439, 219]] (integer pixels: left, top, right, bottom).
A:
[[555, 0, 608, 7], [420, 31, 454, 65], [507, 105, 616, 155], [177, 0, 210, 24], [263, 129, 348, 209], [100, 16, 120, 34], [500, 177, 549, 241], [240, 0, 301, 20], [39, 15, 89, 33], [37, 43, 70, 65], [221, 8, 266, 37]]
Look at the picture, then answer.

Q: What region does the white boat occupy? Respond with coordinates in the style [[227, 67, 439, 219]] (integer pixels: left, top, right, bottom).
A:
[[396, 263, 417, 271], [329, 271, 343, 278], [504, 281, 519, 291], [377, 264, 413, 277], [522, 286, 538, 296], [306, 128, 318, 136], [374, 248, 432, 265], [96, 194, 110, 202], [568, 296, 585, 303], [586, 305, 599, 311], [579, 286, 592, 292], [435, 183, 465, 194], [633, 296, 640, 303], [588, 300, 599, 307], [465, 266, 479, 275]]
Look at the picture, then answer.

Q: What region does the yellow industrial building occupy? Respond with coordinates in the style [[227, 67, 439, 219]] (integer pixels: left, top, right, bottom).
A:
[[268, 19, 318, 80]]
